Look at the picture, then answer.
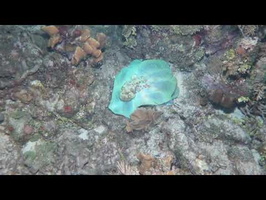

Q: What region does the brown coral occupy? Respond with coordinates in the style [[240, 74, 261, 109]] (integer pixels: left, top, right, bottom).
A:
[[82, 40, 103, 65], [73, 29, 106, 65], [92, 53, 104, 63], [41, 25, 59, 36], [208, 89, 236, 109], [86, 37, 100, 49], [71, 46, 87, 65], [137, 153, 156, 174], [136, 152, 178, 175], [96, 33, 107, 49], [83, 42, 94, 54], [125, 108, 162, 132], [41, 26, 106, 66], [80, 29, 91, 42], [42, 25, 62, 48], [48, 34, 62, 48], [83, 37, 104, 63]]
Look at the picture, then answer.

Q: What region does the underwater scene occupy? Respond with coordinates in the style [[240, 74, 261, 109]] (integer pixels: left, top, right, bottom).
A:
[[0, 25, 266, 175]]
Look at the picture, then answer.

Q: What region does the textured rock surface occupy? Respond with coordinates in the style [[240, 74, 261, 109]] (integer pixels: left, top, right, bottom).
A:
[[0, 132, 20, 174], [0, 113, 4, 123], [0, 25, 266, 175]]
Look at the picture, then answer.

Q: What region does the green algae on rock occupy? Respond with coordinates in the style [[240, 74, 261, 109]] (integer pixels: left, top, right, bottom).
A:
[[22, 139, 57, 172], [108, 59, 179, 118]]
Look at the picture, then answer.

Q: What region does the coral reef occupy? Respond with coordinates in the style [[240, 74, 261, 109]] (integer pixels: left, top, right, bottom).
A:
[[238, 25, 259, 37], [71, 46, 86, 65], [1, 25, 266, 175], [208, 88, 236, 110], [222, 48, 254, 78], [41, 25, 62, 48], [171, 25, 203, 36], [137, 153, 156, 174], [136, 152, 181, 175], [118, 25, 209, 71], [108, 59, 179, 118], [203, 25, 239, 56], [122, 25, 137, 49], [201, 73, 249, 111], [41, 26, 107, 66], [196, 31, 262, 113], [125, 108, 162, 132], [237, 56, 266, 122]]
